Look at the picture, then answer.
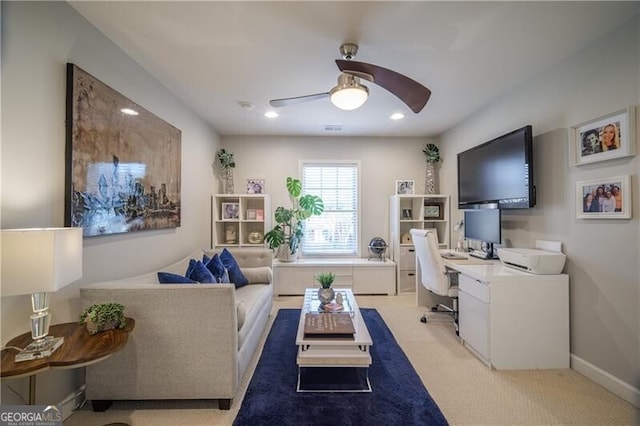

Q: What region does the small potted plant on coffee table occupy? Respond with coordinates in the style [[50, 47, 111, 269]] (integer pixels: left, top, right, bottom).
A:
[[316, 272, 335, 306]]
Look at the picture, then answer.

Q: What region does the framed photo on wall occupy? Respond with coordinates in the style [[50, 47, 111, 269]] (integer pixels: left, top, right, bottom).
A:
[[395, 180, 415, 195], [576, 175, 631, 219], [569, 107, 636, 166]]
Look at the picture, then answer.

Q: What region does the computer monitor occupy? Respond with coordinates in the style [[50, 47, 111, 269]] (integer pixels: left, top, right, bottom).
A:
[[463, 209, 501, 258]]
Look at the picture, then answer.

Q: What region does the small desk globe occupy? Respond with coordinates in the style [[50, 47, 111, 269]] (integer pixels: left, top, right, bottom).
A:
[[368, 237, 388, 261]]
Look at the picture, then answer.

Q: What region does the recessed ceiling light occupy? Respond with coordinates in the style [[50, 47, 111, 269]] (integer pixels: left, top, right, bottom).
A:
[[121, 108, 139, 116], [390, 113, 404, 120], [238, 101, 254, 110], [265, 111, 278, 118]]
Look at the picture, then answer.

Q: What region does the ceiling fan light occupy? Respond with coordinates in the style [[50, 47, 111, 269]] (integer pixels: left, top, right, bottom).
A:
[[330, 87, 368, 110], [330, 73, 369, 110]]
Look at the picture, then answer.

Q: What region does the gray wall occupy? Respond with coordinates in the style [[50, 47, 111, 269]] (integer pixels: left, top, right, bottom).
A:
[[1, 2, 219, 406], [439, 17, 640, 404]]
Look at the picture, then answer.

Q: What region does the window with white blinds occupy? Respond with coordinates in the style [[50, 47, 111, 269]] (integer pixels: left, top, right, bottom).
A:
[[301, 161, 359, 256]]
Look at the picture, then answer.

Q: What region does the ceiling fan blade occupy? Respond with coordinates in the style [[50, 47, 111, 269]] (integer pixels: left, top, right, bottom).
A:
[[336, 59, 431, 113], [270, 92, 329, 108]]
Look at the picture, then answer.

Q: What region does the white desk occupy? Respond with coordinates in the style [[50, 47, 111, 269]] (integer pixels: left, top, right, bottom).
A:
[[418, 251, 570, 370]]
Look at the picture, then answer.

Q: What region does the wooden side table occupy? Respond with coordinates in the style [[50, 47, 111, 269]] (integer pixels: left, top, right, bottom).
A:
[[1, 318, 135, 405]]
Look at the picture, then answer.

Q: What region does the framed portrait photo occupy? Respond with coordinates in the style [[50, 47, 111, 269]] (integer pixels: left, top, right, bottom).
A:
[[221, 202, 239, 220], [576, 175, 631, 219], [569, 106, 636, 166], [395, 180, 415, 195], [246, 179, 265, 194]]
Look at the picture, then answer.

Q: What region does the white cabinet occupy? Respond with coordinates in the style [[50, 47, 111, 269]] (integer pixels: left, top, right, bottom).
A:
[[390, 194, 450, 293], [450, 262, 569, 370], [272, 259, 396, 296], [211, 194, 271, 248]]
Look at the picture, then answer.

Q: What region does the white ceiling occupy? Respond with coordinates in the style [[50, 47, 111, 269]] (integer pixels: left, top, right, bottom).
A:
[[69, 1, 639, 138]]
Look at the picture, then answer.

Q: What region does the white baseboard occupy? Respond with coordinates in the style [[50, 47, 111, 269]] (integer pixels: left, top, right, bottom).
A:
[[58, 385, 86, 421], [571, 354, 640, 408]]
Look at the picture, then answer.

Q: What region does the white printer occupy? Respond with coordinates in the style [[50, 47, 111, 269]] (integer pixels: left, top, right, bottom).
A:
[[497, 240, 566, 275]]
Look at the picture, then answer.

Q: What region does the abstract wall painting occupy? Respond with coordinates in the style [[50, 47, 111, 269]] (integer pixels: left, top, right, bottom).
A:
[[65, 63, 182, 237]]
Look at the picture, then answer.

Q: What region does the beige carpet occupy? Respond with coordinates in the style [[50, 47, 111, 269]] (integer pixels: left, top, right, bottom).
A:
[[64, 294, 640, 425]]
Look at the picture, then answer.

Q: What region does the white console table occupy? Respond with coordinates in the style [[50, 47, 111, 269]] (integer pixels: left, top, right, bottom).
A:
[[273, 258, 396, 296], [420, 255, 569, 370]]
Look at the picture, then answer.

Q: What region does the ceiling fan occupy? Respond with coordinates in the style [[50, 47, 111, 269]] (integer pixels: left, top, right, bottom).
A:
[[269, 43, 432, 113]]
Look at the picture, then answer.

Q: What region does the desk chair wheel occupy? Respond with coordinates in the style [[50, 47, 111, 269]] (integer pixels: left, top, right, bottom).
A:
[[420, 314, 428, 323]]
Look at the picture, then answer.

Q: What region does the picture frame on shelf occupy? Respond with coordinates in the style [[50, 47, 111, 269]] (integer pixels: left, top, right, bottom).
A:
[[246, 179, 265, 194], [569, 107, 636, 166], [224, 223, 238, 243], [395, 180, 415, 195], [246, 209, 257, 220], [255, 209, 264, 221], [402, 208, 413, 219], [221, 202, 239, 220], [423, 203, 444, 220], [576, 175, 631, 219]]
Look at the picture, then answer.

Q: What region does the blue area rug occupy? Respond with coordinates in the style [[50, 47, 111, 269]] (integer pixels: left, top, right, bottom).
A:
[[233, 308, 448, 425]]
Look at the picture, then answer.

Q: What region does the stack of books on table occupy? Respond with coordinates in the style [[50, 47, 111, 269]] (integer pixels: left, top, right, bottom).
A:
[[303, 312, 355, 338], [319, 301, 344, 312]]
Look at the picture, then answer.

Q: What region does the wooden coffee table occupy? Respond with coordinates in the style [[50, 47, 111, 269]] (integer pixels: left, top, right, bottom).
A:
[[296, 288, 372, 392], [1, 318, 135, 405]]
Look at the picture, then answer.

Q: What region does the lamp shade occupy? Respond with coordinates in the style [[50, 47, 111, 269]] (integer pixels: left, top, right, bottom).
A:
[[1, 228, 83, 296], [329, 73, 369, 111]]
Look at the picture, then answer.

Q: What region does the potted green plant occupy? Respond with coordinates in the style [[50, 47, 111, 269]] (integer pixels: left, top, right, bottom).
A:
[[215, 148, 236, 194], [79, 303, 126, 335], [264, 177, 324, 262], [422, 143, 441, 194], [316, 272, 335, 305]]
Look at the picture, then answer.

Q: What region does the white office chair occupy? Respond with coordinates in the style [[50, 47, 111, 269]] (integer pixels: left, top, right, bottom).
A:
[[410, 228, 459, 334]]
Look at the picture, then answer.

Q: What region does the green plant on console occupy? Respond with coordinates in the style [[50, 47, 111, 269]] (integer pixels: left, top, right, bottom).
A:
[[316, 272, 335, 289], [264, 177, 324, 256], [79, 302, 126, 335]]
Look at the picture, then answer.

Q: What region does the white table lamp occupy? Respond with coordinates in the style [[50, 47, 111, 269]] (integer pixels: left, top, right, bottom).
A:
[[1, 227, 83, 362], [453, 220, 465, 252]]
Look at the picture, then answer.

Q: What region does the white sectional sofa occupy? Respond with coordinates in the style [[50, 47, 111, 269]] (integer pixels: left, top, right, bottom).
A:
[[79, 247, 273, 411]]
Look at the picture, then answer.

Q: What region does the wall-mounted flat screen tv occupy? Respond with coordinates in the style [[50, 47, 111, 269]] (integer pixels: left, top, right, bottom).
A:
[[457, 125, 535, 209]]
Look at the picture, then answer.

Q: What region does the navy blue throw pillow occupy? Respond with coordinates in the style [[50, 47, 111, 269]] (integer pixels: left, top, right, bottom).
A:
[[220, 248, 248, 288], [204, 254, 230, 283], [157, 272, 197, 284], [185, 259, 216, 283]]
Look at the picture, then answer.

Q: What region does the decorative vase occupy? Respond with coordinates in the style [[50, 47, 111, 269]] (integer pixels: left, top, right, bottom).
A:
[[425, 161, 436, 194], [317, 287, 335, 305], [224, 168, 234, 194], [276, 245, 298, 262]]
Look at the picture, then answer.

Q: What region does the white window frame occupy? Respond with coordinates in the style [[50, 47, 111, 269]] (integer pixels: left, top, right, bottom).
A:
[[299, 160, 361, 258]]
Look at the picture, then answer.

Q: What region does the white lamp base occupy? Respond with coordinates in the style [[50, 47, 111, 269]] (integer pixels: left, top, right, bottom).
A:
[[15, 336, 64, 362]]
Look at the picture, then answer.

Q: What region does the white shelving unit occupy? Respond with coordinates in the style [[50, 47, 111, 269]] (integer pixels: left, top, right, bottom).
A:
[[389, 194, 450, 293], [211, 194, 271, 248]]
